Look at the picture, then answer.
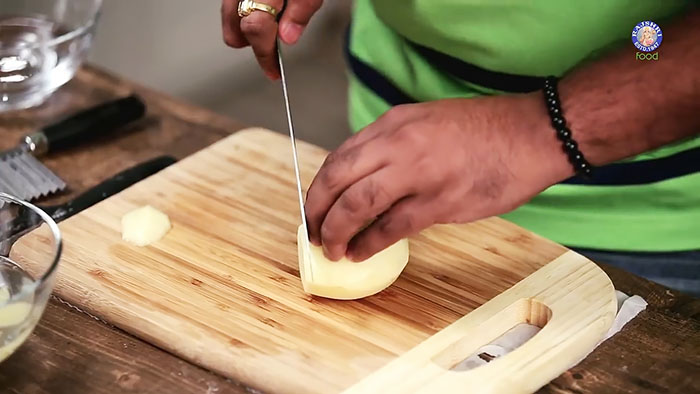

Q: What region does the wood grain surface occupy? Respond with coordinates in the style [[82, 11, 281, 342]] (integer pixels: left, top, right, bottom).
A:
[[0, 65, 247, 394], [12, 128, 588, 394], [0, 299, 247, 394], [0, 64, 698, 394], [0, 65, 239, 207], [541, 262, 700, 394], [346, 251, 617, 394]]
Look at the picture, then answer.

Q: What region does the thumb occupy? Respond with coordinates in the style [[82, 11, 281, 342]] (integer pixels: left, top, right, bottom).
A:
[[279, 0, 323, 44]]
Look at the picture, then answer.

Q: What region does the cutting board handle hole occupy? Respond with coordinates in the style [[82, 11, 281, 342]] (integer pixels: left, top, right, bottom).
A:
[[432, 298, 552, 371]]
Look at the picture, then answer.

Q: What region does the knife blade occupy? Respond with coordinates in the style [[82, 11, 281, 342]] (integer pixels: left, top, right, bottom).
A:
[[277, 40, 314, 280]]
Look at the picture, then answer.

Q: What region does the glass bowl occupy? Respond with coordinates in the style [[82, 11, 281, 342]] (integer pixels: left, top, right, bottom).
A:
[[0, 192, 62, 362], [0, 0, 103, 112]]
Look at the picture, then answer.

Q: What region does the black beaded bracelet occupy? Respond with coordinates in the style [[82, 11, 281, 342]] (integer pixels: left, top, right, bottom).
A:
[[543, 76, 593, 179]]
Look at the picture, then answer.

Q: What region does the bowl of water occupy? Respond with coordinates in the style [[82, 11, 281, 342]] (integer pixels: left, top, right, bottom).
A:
[[0, 192, 61, 362], [0, 0, 102, 112]]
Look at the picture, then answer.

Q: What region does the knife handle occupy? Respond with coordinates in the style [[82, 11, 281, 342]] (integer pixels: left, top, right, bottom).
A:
[[31, 95, 146, 155], [43, 155, 177, 222]]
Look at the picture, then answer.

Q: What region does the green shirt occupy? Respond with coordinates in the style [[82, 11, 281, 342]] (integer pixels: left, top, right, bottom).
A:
[[346, 0, 700, 252]]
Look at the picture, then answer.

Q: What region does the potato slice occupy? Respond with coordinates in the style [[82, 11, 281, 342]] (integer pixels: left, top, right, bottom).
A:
[[121, 205, 172, 246], [297, 225, 410, 300]]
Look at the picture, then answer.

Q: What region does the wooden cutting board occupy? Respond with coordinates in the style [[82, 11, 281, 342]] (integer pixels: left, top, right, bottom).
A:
[[13, 128, 616, 393]]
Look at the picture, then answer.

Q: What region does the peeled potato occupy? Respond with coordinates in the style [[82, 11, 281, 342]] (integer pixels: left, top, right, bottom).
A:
[[297, 225, 410, 300], [121, 205, 172, 246]]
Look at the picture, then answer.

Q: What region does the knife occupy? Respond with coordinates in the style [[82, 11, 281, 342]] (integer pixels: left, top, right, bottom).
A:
[[11, 95, 146, 157], [0, 95, 147, 202], [277, 40, 314, 280]]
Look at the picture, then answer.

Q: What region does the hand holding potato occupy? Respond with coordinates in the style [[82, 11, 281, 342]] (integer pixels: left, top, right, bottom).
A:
[[304, 95, 574, 262]]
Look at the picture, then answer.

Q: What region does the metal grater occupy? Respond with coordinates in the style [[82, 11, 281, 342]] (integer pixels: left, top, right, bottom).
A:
[[0, 95, 146, 202], [0, 145, 67, 202]]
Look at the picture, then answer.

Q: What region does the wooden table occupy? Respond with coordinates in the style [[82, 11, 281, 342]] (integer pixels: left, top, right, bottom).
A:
[[0, 65, 698, 394]]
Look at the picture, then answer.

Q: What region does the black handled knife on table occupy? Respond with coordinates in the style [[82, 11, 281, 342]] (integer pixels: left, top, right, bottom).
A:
[[0, 95, 146, 202]]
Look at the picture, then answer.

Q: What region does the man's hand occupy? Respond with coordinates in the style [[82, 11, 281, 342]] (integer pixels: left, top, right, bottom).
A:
[[306, 9, 700, 263], [221, 0, 323, 79], [304, 95, 572, 262]]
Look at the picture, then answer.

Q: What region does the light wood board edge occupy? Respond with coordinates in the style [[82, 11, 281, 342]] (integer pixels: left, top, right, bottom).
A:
[[344, 250, 617, 394]]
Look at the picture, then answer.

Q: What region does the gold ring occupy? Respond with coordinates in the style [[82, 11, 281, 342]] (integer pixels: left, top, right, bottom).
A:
[[238, 0, 278, 18]]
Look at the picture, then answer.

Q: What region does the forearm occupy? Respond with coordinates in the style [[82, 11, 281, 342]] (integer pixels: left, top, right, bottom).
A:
[[557, 10, 700, 170]]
